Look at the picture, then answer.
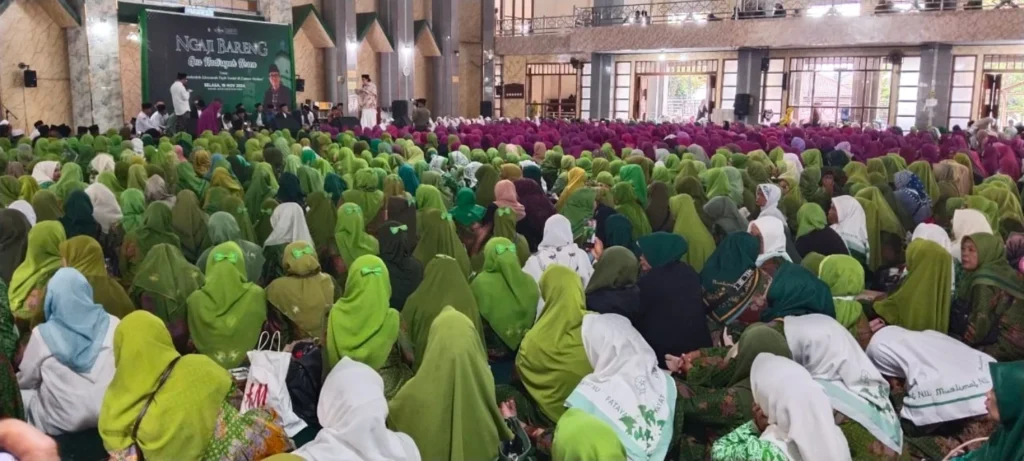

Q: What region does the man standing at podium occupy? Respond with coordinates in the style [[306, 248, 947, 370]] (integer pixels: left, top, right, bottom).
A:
[[356, 74, 378, 128]]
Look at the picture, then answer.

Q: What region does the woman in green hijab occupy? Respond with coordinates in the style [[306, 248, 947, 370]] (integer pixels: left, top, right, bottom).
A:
[[51, 163, 87, 202], [818, 255, 871, 343], [669, 194, 716, 272], [389, 307, 512, 461], [873, 239, 952, 333], [450, 187, 486, 227], [170, 190, 209, 264], [341, 169, 385, 231], [612, 182, 652, 241], [125, 164, 148, 192], [618, 164, 648, 207], [470, 237, 539, 373], [552, 409, 627, 461], [195, 212, 264, 285], [59, 235, 135, 319], [177, 161, 209, 199], [958, 233, 1024, 361], [0, 176, 18, 206], [419, 170, 453, 208], [7, 221, 65, 323], [855, 186, 906, 266], [516, 264, 593, 423], [412, 209, 471, 278], [129, 243, 205, 353], [325, 254, 409, 398], [402, 255, 484, 369], [305, 189, 337, 254], [117, 188, 146, 234], [19, 175, 40, 202], [245, 163, 278, 230], [475, 164, 501, 207], [334, 202, 380, 271], [948, 361, 1024, 461], [559, 187, 598, 245], [266, 241, 335, 344], [187, 241, 267, 369], [120, 202, 181, 286], [705, 168, 744, 207]]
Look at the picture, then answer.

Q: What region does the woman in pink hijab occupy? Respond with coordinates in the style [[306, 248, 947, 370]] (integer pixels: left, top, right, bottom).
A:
[[996, 143, 1022, 181], [195, 99, 222, 134]]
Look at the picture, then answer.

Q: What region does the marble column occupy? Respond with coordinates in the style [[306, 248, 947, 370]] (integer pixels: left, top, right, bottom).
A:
[[917, 44, 953, 129], [66, 0, 123, 129], [735, 48, 769, 124], [258, 0, 292, 25], [480, 0, 495, 114], [590, 53, 614, 120], [378, 0, 415, 107], [322, 0, 358, 111], [431, 0, 459, 116]]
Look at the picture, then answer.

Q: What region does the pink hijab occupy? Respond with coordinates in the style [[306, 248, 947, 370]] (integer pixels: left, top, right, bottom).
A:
[[493, 179, 526, 221], [196, 100, 222, 134]]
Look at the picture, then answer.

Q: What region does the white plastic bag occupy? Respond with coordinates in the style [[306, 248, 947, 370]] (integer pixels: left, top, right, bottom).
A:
[[240, 332, 307, 436]]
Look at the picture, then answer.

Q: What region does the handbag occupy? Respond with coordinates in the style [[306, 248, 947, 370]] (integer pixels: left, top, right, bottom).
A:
[[242, 331, 308, 437], [130, 356, 182, 461], [286, 339, 323, 427]]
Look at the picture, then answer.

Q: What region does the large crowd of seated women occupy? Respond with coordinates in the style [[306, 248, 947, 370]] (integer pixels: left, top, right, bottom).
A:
[[0, 117, 1021, 461]]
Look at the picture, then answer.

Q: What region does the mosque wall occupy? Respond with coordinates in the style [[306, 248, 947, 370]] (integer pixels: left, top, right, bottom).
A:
[[0, 0, 73, 131], [356, 0, 376, 13], [414, 0, 431, 20], [357, 41, 380, 98], [293, 27, 325, 104], [501, 55, 526, 118], [414, 50, 432, 101]]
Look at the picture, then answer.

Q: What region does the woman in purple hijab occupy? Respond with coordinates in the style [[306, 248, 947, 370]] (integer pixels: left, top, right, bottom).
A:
[[791, 137, 806, 152]]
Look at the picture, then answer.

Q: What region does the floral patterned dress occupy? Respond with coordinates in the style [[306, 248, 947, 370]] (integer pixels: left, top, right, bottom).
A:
[[961, 283, 1024, 362]]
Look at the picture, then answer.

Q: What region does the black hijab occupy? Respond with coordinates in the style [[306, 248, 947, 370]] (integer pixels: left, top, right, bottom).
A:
[[375, 220, 423, 310], [0, 209, 31, 284], [276, 172, 306, 208]]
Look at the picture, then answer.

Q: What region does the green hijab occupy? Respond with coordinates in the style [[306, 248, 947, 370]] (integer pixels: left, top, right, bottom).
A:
[[706, 168, 744, 206], [908, 160, 939, 201], [412, 209, 471, 278], [796, 202, 827, 238], [612, 182, 652, 241], [470, 238, 539, 350], [7, 221, 65, 316], [170, 190, 209, 263], [334, 203, 380, 268], [958, 233, 1024, 301], [98, 311, 232, 461], [133, 202, 181, 256], [560, 187, 597, 241], [552, 408, 627, 461], [186, 242, 267, 368], [636, 231, 687, 268], [130, 243, 205, 325], [59, 235, 135, 319], [326, 255, 399, 369], [963, 361, 1024, 461], [763, 261, 836, 321], [818, 254, 867, 331], [265, 241, 334, 339], [801, 252, 826, 276], [0, 176, 19, 206], [414, 184, 446, 213], [618, 164, 648, 207], [449, 187, 486, 226], [176, 162, 209, 198], [669, 194, 716, 272], [341, 169, 385, 224], [516, 264, 593, 422], [475, 164, 500, 206], [401, 255, 484, 369], [855, 186, 904, 236], [126, 164, 148, 191], [244, 163, 278, 224], [389, 306, 512, 461], [118, 189, 146, 234], [727, 323, 792, 399], [585, 246, 638, 293], [305, 191, 336, 250], [51, 163, 85, 201], [874, 239, 952, 333], [800, 149, 823, 168]]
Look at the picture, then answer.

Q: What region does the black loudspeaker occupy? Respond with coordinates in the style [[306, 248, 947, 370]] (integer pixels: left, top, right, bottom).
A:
[[391, 100, 409, 127], [339, 116, 360, 129], [761, 57, 770, 71], [480, 101, 493, 118], [295, 78, 305, 92], [23, 70, 37, 88], [734, 94, 752, 117]]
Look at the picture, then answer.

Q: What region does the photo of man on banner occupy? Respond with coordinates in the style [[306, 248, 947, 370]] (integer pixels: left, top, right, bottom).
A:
[[262, 64, 292, 125]]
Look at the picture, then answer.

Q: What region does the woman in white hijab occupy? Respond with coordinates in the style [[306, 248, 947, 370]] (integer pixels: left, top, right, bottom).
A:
[[31, 161, 60, 187], [89, 154, 116, 177], [293, 357, 420, 461], [263, 202, 313, 248], [565, 313, 676, 461], [784, 314, 904, 456], [712, 353, 851, 461], [462, 162, 482, 188], [829, 195, 870, 260], [523, 214, 594, 318], [951, 209, 993, 261], [84, 183, 122, 233], [756, 184, 787, 225], [911, 223, 956, 294], [866, 325, 995, 428], [748, 216, 791, 267], [8, 200, 36, 227], [782, 153, 804, 177]]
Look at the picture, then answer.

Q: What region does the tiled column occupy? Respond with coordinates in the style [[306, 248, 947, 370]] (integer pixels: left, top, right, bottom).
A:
[[480, 0, 495, 113], [590, 53, 614, 120], [917, 44, 953, 129], [258, 0, 292, 25], [735, 48, 769, 124], [322, 0, 358, 111], [432, 0, 460, 116], [379, 0, 415, 107], [66, 0, 123, 129]]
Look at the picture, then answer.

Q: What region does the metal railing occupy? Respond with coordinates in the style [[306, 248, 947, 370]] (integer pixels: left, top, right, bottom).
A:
[[495, 0, 1021, 36]]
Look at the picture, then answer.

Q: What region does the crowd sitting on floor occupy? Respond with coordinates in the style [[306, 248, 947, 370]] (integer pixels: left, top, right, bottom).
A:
[[0, 114, 1021, 461]]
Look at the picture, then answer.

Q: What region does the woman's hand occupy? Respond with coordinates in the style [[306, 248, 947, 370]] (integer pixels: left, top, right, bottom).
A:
[[0, 419, 59, 461], [752, 403, 769, 433]]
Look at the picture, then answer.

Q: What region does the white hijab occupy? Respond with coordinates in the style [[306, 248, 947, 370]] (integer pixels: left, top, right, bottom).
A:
[[462, 162, 482, 187], [566, 314, 677, 461], [263, 202, 313, 247], [31, 161, 59, 185], [84, 183, 123, 233], [89, 153, 116, 175], [429, 155, 448, 173], [911, 223, 952, 254], [751, 353, 852, 461], [756, 184, 787, 225], [8, 200, 36, 227], [784, 314, 903, 454], [782, 153, 804, 176], [830, 195, 869, 256], [131, 138, 144, 154], [749, 216, 790, 267], [524, 215, 594, 318], [866, 326, 995, 426], [294, 357, 421, 461], [654, 148, 670, 162], [951, 209, 993, 261]]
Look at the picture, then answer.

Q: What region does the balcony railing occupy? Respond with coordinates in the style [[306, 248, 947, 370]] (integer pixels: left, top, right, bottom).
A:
[[495, 0, 1021, 36]]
